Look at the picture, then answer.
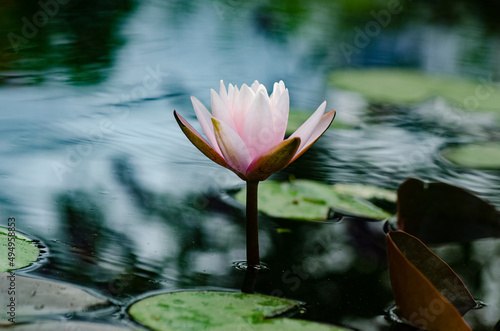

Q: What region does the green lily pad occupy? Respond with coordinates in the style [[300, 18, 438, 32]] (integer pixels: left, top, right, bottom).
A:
[[128, 291, 348, 331], [128, 291, 298, 330], [441, 142, 500, 170], [286, 109, 351, 135], [332, 183, 396, 203], [2, 321, 138, 330], [0, 273, 109, 322], [215, 317, 351, 330], [0, 227, 39, 272], [234, 180, 394, 220], [329, 69, 500, 111]]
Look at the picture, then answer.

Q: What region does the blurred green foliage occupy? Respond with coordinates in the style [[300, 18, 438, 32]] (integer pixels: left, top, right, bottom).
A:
[[0, 0, 136, 84]]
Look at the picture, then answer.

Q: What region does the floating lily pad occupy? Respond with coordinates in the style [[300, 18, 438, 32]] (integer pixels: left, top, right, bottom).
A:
[[333, 183, 396, 213], [286, 109, 351, 135], [128, 291, 298, 330], [234, 180, 393, 220], [0, 227, 39, 272], [3, 321, 137, 331], [0, 273, 109, 322], [215, 317, 351, 330], [128, 291, 348, 331], [386, 231, 475, 330], [329, 69, 500, 111], [441, 142, 500, 170]]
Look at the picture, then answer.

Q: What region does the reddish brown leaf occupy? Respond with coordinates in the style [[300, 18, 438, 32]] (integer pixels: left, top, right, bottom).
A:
[[386, 231, 476, 331], [397, 178, 500, 244]]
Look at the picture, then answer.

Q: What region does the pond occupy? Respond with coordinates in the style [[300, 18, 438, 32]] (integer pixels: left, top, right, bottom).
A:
[[1, 0, 500, 330]]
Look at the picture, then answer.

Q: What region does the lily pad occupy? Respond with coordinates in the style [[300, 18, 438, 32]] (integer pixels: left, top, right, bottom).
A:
[[333, 183, 396, 213], [128, 291, 298, 330], [0, 227, 39, 272], [128, 291, 348, 331], [234, 180, 393, 220], [215, 318, 351, 330], [3, 321, 138, 331], [397, 178, 500, 244], [386, 231, 475, 330], [0, 273, 109, 322], [329, 69, 500, 111], [441, 142, 500, 170]]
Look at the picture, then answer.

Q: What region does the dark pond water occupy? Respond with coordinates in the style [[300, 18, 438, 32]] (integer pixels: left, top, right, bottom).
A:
[[1, 0, 500, 330]]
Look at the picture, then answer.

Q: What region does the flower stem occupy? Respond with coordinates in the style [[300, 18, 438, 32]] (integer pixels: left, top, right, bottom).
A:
[[246, 180, 260, 268], [241, 266, 259, 294]]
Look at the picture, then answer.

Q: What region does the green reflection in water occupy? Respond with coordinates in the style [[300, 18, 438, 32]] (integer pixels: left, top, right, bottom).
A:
[[0, 0, 136, 85]]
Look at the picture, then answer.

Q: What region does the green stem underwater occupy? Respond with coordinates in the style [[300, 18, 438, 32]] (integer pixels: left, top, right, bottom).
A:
[[245, 180, 260, 268]]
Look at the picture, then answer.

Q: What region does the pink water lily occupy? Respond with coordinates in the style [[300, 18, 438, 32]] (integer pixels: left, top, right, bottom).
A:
[[174, 80, 335, 181], [174, 80, 335, 270]]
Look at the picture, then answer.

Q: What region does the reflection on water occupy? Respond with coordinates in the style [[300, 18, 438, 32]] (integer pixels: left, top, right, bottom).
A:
[[1, 0, 500, 329], [0, 0, 136, 84]]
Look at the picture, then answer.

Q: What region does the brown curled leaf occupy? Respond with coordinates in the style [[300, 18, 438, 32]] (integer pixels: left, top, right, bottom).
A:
[[386, 231, 475, 331]]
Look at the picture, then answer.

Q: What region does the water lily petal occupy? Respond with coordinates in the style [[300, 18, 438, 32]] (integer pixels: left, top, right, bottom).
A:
[[272, 88, 289, 144], [289, 101, 327, 151], [270, 80, 286, 103], [270, 82, 279, 100], [291, 109, 335, 163], [246, 137, 301, 181], [250, 80, 260, 93], [228, 83, 235, 99], [242, 91, 275, 158], [219, 80, 230, 111], [174, 111, 232, 171], [212, 117, 253, 174], [191, 96, 221, 155], [278, 80, 285, 92], [233, 84, 256, 135], [228, 83, 237, 114], [255, 84, 269, 99], [302, 109, 336, 146], [211, 89, 236, 130]]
